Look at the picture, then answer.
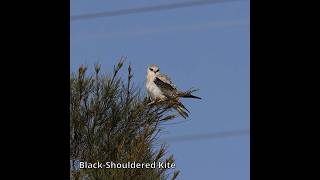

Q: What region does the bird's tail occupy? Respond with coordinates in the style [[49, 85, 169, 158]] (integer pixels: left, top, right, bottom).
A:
[[177, 90, 202, 99], [174, 102, 190, 119], [180, 94, 202, 99]]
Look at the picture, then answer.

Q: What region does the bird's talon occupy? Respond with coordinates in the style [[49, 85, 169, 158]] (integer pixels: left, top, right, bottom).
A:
[[147, 101, 155, 105]]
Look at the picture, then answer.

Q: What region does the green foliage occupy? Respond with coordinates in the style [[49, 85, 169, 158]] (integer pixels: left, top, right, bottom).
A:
[[70, 60, 180, 179]]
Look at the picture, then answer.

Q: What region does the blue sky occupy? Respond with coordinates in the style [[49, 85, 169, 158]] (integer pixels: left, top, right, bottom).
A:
[[71, 0, 249, 179]]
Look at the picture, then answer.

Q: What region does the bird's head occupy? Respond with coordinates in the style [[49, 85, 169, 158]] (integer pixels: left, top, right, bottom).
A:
[[147, 64, 160, 76]]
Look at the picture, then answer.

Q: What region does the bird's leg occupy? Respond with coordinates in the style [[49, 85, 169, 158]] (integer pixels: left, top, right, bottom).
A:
[[157, 98, 165, 103], [147, 100, 155, 106], [147, 97, 159, 106], [147, 97, 164, 106]]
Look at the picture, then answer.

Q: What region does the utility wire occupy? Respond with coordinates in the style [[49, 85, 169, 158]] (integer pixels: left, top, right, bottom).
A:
[[73, 19, 248, 41], [161, 129, 249, 142], [71, 0, 240, 21]]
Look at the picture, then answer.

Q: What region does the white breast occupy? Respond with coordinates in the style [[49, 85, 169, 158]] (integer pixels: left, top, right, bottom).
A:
[[146, 80, 165, 100]]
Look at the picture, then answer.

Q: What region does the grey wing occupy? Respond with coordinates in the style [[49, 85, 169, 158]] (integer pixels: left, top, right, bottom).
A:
[[154, 74, 177, 97], [158, 74, 177, 88]]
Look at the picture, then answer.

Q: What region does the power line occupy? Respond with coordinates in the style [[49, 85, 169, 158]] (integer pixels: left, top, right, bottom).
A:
[[161, 129, 249, 142], [71, 0, 240, 21], [72, 19, 248, 41]]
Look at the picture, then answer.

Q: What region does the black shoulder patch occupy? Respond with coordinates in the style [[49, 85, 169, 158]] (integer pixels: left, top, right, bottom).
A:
[[154, 77, 175, 91]]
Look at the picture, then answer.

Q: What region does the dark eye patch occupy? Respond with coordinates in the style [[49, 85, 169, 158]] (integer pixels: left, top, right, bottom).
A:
[[155, 69, 160, 72], [149, 68, 153, 71]]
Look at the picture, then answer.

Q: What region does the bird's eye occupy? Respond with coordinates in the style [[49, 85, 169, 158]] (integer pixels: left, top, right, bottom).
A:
[[149, 68, 153, 71]]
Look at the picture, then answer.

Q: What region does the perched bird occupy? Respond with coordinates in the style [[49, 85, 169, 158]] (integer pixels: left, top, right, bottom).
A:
[[146, 64, 201, 118]]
